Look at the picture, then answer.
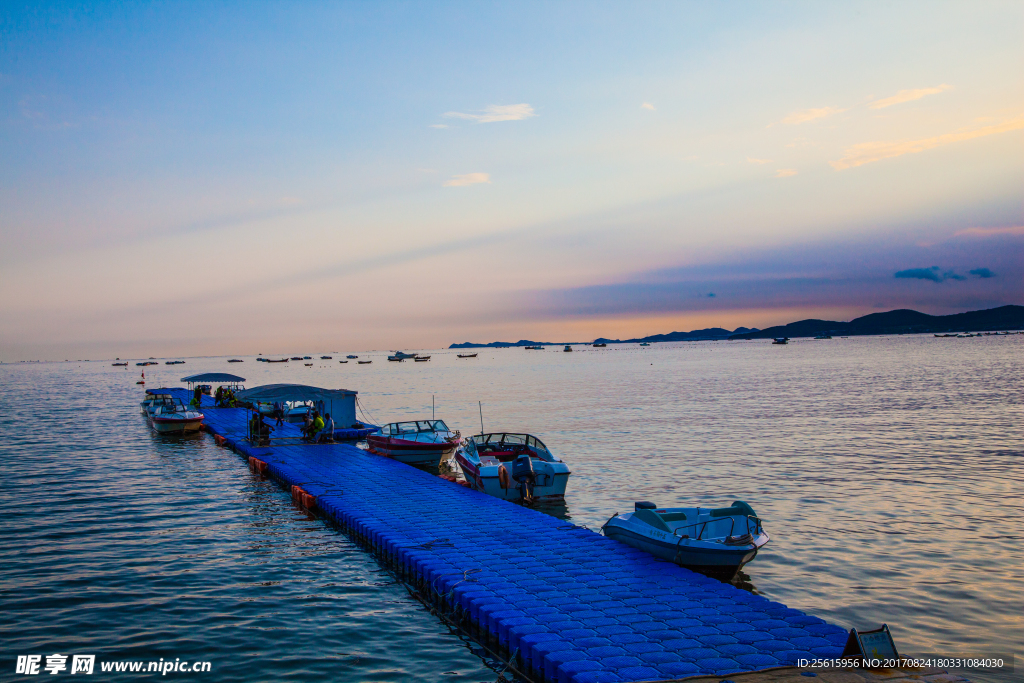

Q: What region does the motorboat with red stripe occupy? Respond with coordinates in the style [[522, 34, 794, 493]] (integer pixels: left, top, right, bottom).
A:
[[366, 420, 460, 465]]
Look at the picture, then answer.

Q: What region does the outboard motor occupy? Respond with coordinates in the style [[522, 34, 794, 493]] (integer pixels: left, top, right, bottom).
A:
[[511, 454, 536, 502]]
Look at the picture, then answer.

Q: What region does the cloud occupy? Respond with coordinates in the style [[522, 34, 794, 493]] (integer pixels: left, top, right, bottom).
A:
[[869, 84, 952, 109], [443, 172, 491, 187], [641, 102, 656, 110], [894, 266, 965, 282], [443, 104, 536, 123], [774, 168, 798, 178], [747, 157, 772, 164], [969, 268, 996, 278], [954, 225, 1024, 238], [780, 106, 846, 125], [429, 124, 449, 129], [830, 117, 1024, 170]]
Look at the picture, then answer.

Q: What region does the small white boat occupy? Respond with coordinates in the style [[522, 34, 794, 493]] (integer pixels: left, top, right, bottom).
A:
[[284, 400, 314, 422], [366, 419, 460, 465], [148, 396, 204, 433], [454, 432, 570, 502], [602, 501, 769, 579]]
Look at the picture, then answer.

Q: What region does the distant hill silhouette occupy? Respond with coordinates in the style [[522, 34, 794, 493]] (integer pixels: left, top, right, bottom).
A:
[[448, 327, 759, 349], [448, 306, 1023, 348], [729, 305, 1024, 339]]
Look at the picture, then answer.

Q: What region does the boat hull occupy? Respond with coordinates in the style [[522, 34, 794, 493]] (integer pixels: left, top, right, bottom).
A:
[[602, 519, 769, 578], [150, 416, 205, 433], [366, 435, 455, 464], [454, 451, 569, 501]]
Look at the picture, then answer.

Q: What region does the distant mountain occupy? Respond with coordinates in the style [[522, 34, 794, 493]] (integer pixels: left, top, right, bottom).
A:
[[728, 305, 1024, 339], [449, 339, 553, 349], [448, 327, 759, 349]]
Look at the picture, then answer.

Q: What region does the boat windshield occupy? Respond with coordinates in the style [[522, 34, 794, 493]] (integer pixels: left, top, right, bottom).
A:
[[471, 433, 549, 451], [386, 420, 449, 435]]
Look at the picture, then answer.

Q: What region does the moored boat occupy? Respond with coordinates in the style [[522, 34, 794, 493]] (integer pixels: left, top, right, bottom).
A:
[[454, 432, 570, 502], [602, 501, 769, 579], [563, 345, 572, 352], [228, 359, 244, 363], [321, 355, 332, 359], [366, 419, 460, 465], [772, 337, 789, 345], [346, 355, 358, 359], [593, 342, 607, 347], [414, 356, 431, 362], [147, 396, 205, 433], [457, 353, 477, 358], [358, 360, 372, 364]]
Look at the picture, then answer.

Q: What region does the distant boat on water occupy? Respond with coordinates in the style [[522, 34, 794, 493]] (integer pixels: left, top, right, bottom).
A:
[[358, 360, 372, 364], [772, 338, 789, 345], [346, 355, 358, 359], [563, 345, 573, 352], [415, 356, 431, 362], [457, 353, 478, 358], [814, 335, 832, 340], [639, 342, 650, 346], [228, 359, 244, 363], [593, 342, 607, 347]]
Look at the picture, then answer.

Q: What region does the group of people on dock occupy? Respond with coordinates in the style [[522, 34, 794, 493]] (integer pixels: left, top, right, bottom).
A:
[[302, 410, 334, 443], [214, 386, 237, 408]]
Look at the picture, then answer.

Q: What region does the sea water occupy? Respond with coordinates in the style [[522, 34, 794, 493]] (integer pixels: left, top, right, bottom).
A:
[[1, 335, 1020, 681]]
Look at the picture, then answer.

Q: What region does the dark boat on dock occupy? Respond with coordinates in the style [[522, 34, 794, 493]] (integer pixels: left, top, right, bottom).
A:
[[602, 501, 769, 579]]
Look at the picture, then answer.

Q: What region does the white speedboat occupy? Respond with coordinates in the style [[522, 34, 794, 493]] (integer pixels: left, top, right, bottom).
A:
[[454, 432, 570, 502], [602, 501, 769, 578], [148, 396, 205, 433], [140, 391, 171, 415], [366, 419, 460, 465], [388, 350, 418, 361]]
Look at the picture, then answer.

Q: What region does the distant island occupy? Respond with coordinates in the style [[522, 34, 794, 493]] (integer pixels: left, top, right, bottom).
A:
[[729, 304, 1024, 339], [448, 305, 1024, 348]]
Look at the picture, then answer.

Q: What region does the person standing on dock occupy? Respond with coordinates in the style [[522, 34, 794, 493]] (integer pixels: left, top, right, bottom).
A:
[[192, 385, 202, 408], [273, 401, 283, 427]]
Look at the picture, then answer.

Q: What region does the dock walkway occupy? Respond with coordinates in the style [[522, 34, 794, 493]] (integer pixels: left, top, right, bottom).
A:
[[161, 389, 848, 683]]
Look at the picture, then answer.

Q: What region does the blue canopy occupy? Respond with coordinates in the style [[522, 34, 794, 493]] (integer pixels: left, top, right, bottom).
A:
[[180, 373, 246, 384]]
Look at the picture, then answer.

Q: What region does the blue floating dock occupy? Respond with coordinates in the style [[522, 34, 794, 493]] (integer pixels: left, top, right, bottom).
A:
[[154, 389, 848, 682]]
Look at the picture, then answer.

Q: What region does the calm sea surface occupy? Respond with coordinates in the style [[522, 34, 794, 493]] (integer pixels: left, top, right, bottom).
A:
[[1, 336, 1021, 682]]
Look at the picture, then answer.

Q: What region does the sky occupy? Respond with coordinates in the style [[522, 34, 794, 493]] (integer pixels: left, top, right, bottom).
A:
[[1, 1, 1022, 360]]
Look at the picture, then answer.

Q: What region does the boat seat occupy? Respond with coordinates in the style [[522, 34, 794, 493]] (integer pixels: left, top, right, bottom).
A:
[[660, 511, 687, 522], [710, 501, 757, 518], [632, 508, 671, 532]]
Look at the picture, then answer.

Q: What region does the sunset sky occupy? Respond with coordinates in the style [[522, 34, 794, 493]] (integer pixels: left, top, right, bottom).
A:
[[1, 1, 1022, 360]]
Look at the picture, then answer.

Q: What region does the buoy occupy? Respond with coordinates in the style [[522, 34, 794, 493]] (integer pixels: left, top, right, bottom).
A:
[[215, 434, 226, 447], [248, 457, 268, 475], [498, 464, 511, 490]]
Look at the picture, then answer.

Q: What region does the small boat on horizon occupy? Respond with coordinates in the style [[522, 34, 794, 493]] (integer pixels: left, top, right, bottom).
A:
[[639, 342, 651, 346], [457, 353, 478, 358], [454, 432, 570, 502], [367, 420, 460, 465], [388, 351, 418, 362], [593, 342, 607, 347], [414, 356, 431, 362], [112, 362, 127, 366], [265, 358, 288, 363], [320, 355, 332, 359], [228, 359, 244, 363], [290, 356, 303, 361], [346, 355, 358, 359], [304, 363, 313, 366], [358, 360, 372, 364], [339, 360, 349, 364], [523, 345, 544, 350], [814, 335, 832, 340], [602, 501, 769, 580], [772, 337, 789, 345], [563, 345, 572, 352]]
